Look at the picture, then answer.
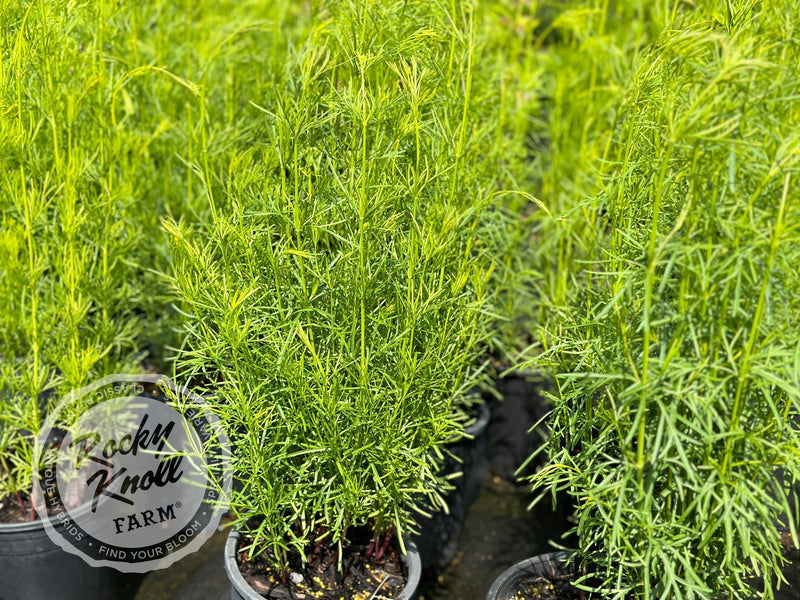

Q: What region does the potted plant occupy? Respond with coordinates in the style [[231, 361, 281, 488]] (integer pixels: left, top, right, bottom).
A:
[[0, 0, 277, 597], [166, 0, 527, 597], [492, 2, 800, 599], [0, 1, 149, 596]]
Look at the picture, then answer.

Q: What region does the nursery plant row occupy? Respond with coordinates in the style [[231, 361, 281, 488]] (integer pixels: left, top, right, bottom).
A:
[[1, 1, 799, 599]]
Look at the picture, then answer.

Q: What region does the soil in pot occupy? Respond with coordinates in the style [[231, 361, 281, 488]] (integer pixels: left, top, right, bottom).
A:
[[236, 525, 412, 599], [512, 574, 588, 600], [0, 495, 35, 523], [485, 553, 600, 600]]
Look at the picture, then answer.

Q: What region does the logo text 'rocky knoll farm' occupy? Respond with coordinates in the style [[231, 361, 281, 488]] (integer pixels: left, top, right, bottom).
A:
[[70, 412, 183, 513], [33, 375, 231, 572]]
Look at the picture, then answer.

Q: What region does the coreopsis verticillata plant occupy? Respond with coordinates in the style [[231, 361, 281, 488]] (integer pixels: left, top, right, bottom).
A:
[[167, 0, 527, 570], [527, 2, 800, 599], [0, 0, 302, 510]]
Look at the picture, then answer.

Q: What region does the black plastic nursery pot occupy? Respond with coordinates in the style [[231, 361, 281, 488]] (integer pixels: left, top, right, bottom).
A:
[[225, 530, 422, 600], [486, 552, 574, 600], [0, 515, 143, 600], [412, 401, 490, 572]]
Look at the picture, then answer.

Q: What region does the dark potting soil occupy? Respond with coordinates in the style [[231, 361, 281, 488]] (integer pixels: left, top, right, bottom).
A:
[[237, 527, 408, 600], [0, 493, 36, 523], [0, 485, 83, 522], [512, 572, 589, 600]]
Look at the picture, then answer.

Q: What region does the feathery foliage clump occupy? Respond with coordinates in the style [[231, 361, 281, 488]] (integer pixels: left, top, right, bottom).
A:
[[530, 2, 800, 598], [0, 0, 293, 502], [168, 0, 525, 568]]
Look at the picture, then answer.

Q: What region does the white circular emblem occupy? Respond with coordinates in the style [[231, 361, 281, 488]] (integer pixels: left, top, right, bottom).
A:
[[32, 375, 231, 573]]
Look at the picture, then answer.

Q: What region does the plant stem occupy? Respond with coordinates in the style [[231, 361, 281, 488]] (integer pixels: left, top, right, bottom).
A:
[[374, 527, 393, 562]]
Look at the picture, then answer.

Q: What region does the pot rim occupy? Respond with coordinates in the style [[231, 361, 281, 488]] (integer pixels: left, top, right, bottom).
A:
[[486, 551, 573, 600], [0, 516, 48, 534], [225, 529, 421, 600], [465, 401, 490, 437]]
